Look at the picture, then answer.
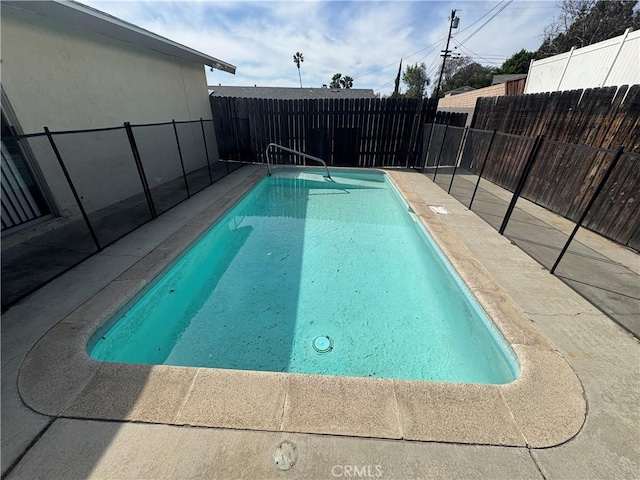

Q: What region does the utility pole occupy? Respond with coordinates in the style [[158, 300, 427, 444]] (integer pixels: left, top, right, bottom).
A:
[[433, 9, 459, 100], [421, 10, 459, 173]]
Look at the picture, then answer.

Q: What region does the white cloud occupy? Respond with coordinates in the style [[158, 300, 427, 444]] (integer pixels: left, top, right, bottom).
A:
[[80, 0, 561, 95]]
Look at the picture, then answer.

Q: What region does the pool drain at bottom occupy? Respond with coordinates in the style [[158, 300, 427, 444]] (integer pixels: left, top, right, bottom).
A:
[[313, 335, 333, 354]]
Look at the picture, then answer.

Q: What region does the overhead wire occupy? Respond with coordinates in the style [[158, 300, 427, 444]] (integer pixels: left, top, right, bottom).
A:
[[424, 53, 443, 78], [424, 2, 507, 94], [454, 42, 506, 66], [354, 60, 406, 81], [455, 1, 505, 35], [372, 35, 447, 91], [374, 44, 442, 92], [357, 38, 447, 82], [456, 0, 514, 48], [357, 23, 449, 84], [373, 1, 516, 93], [373, 80, 395, 93]]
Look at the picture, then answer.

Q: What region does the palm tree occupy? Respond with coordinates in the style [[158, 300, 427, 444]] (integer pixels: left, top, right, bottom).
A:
[[293, 52, 304, 88], [330, 73, 342, 89], [340, 75, 354, 89]]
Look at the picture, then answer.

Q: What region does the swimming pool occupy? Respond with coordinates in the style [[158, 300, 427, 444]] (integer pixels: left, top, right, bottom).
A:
[[21, 167, 586, 445], [89, 169, 519, 384]]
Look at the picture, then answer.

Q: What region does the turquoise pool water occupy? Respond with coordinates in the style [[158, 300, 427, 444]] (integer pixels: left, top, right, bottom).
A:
[[90, 169, 519, 384]]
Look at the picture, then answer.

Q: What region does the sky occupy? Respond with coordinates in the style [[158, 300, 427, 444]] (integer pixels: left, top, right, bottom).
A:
[[79, 0, 562, 96]]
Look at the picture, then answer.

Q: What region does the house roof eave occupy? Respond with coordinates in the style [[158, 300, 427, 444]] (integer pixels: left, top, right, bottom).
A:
[[4, 0, 236, 74]]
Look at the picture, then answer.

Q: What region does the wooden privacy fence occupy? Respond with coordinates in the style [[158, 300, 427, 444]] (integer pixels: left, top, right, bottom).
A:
[[210, 97, 443, 168], [472, 85, 640, 153], [435, 124, 640, 251]]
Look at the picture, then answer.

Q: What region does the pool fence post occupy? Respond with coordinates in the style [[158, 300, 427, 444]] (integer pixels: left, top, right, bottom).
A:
[[447, 125, 469, 194], [499, 134, 544, 235], [420, 123, 434, 174], [172, 119, 191, 198], [432, 124, 449, 183], [469, 129, 497, 210], [413, 110, 424, 170], [125, 122, 157, 219], [44, 126, 102, 251], [225, 99, 234, 174], [200, 118, 214, 185], [550, 146, 625, 274]]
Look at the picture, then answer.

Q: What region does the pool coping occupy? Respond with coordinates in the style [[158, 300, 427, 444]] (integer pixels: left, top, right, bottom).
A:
[[18, 167, 587, 448]]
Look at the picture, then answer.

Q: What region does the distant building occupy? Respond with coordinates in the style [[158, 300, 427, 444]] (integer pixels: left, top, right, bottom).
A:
[[209, 85, 376, 99], [444, 86, 476, 96], [491, 74, 527, 86]]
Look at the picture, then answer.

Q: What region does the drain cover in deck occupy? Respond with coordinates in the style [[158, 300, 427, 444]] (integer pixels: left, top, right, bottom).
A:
[[274, 440, 297, 471], [429, 205, 450, 214]]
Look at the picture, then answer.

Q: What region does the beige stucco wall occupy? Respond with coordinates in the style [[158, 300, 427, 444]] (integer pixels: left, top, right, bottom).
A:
[[1, 4, 220, 217], [438, 84, 507, 108]]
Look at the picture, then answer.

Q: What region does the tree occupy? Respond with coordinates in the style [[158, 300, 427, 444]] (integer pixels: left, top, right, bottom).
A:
[[392, 59, 402, 97], [496, 49, 539, 74], [435, 55, 473, 95], [329, 73, 354, 89], [401, 63, 430, 98], [330, 73, 343, 88], [340, 75, 354, 89], [538, 0, 640, 57], [293, 52, 304, 88], [443, 63, 494, 95], [431, 56, 494, 97]]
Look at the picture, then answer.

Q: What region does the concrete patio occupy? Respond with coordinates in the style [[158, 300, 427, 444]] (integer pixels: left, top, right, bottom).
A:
[[2, 165, 638, 479]]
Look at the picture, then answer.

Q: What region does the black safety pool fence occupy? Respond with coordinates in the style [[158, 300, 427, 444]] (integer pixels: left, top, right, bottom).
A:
[[422, 124, 640, 338], [1, 118, 244, 309]]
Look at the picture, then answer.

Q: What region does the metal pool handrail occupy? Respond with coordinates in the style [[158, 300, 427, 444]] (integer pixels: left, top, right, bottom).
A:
[[265, 143, 332, 180]]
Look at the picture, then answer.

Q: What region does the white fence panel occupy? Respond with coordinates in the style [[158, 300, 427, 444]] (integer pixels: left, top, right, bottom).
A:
[[525, 29, 640, 94]]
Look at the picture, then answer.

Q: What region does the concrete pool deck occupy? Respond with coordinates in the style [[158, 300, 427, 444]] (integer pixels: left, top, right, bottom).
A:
[[2, 165, 638, 479]]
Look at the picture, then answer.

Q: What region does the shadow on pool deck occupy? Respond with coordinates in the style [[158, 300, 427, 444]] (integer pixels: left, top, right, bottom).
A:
[[430, 167, 640, 338], [1, 162, 239, 309]]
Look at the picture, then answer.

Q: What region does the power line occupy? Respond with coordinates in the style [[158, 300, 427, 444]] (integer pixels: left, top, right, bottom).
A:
[[352, 1, 510, 87], [374, 50, 441, 92], [452, 42, 510, 64], [353, 60, 404, 81], [371, 1, 514, 92], [373, 78, 395, 92], [455, 1, 505, 35], [454, 52, 510, 58], [454, 43, 504, 66], [374, 46, 443, 93], [414, 43, 445, 67], [424, 54, 443, 77], [456, 0, 514, 48], [353, 33, 448, 81], [432, 9, 460, 100], [404, 32, 449, 61]]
